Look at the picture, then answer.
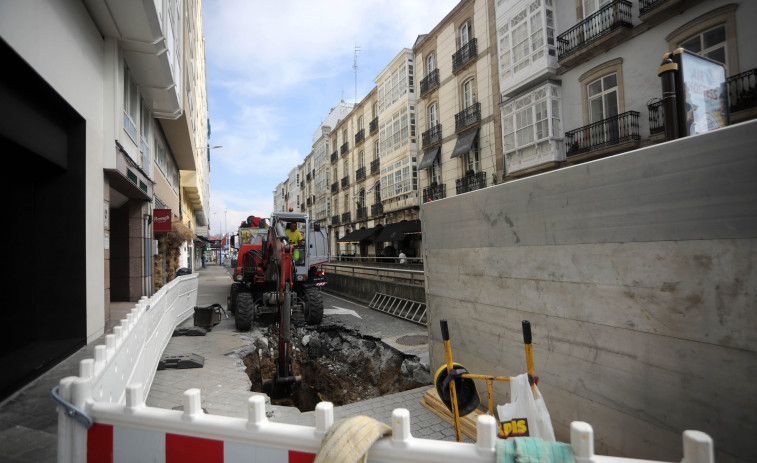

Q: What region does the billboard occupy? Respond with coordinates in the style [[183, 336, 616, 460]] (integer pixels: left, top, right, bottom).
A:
[[153, 209, 172, 233], [674, 49, 728, 136]]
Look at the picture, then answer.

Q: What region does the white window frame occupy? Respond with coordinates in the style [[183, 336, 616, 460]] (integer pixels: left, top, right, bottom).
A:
[[428, 102, 439, 128], [462, 78, 476, 109], [123, 64, 138, 141], [427, 52, 436, 75], [460, 20, 471, 46]]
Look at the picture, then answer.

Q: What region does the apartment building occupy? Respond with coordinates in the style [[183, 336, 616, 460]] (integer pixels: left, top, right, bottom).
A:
[[414, 0, 502, 203], [496, 0, 757, 179], [0, 0, 209, 401]]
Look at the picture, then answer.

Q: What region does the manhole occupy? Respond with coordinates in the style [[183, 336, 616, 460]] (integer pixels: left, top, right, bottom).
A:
[[243, 323, 431, 412], [395, 335, 427, 346]]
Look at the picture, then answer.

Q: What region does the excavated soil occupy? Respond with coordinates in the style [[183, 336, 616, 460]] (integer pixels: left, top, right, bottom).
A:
[[243, 321, 430, 412]]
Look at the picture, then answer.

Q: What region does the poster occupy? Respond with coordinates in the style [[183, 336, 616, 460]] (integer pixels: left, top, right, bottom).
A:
[[678, 50, 728, 136]]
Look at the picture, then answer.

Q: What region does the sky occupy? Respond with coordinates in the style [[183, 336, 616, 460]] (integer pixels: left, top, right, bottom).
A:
[[201, 0, 460, 237]]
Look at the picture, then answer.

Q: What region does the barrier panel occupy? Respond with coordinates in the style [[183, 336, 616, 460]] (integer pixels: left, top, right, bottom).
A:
[[53, 272, 714, 462]]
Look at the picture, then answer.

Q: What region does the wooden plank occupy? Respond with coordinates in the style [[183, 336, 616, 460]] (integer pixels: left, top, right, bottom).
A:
[[420, 388, 484, 440]]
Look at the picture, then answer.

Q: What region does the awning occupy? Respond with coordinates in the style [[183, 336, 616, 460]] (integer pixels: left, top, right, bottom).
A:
[[337, 226, 382, 243], [418, 146, 440, 169], [375, 220, 422, 242], [450, 127, 479, 159]]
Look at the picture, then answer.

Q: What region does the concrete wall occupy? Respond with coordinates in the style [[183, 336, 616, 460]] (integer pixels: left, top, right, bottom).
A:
[[420, 120, 757, 463], [325, 273, 426, 306]]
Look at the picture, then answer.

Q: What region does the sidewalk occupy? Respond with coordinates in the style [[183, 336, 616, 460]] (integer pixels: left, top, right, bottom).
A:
[[0, 264, 466, 462]]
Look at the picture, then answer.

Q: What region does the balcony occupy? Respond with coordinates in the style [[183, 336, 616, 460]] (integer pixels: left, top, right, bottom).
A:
[[423, 183, 446, 202], [452, 39, 477, 74], [420, 69, 440, 97], [422, 124, 443, 148], [728, 68, 757, 117], [370, 159, 380, 175], [306, 197, 312, 206], [306, 172, 311, 182], [300, 181, 304, 189], [647, 98, 665, 135], [639, 0, 707, 27], [356, 166, 366, 181], [557, 1, 632, 69], [371, 203, 383, 216], [369, 117, 379, 134], [341, 212, 351, 223], [341, 142, 349, 155], [331, 182, 338, 194], [300, 204, 305, 212], [331, 151, 338, 163], [565, 111, 640, 159], [455, 172, 487, 195], [355, 129, 365, 146], [341, 176, 350, 189], [356, 206, 368, 220], [455, 103, 481, 133], [331, 215, 340, 225]]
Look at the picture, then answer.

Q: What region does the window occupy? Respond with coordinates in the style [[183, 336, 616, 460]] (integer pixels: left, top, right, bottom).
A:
[[460, 20, 471, 46], [464, 139, 479, 174], [123, 64, 138, 141], [496, 1, 556, 81], [359, 150, 365, 168], [379, 106, 412, 157], [377, 57, 412, 114], [427, 53, 436, 75], [462, 79, 476, 109], [374, 140, 380, 160], [431, 157, 441, 185], [582, 0, 611, 17], [588, 73, 618, 123], [501, 82, 562, 157], [358, 116, 364, 131], [428, 102, 439, 127], [139, 100, 151, 176], [666, 5, 738, 75]]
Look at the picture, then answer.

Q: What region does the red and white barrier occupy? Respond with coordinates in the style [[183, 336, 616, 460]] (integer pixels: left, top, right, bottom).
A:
[[54, 272, 714, 462]]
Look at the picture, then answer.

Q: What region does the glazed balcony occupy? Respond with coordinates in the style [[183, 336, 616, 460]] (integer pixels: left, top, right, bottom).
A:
[[420, 69, 440, 97], [452, 39, 477, 74]]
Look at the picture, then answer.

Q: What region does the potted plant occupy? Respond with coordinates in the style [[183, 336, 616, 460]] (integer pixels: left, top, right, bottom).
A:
[[465, 169, 474, 177]]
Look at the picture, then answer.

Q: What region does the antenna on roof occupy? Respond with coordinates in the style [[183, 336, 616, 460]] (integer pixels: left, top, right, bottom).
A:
[[353, 45, 362, 104]]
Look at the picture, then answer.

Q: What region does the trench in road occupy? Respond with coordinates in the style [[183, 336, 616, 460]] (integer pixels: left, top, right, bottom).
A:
[[243, 318, 431, 412]]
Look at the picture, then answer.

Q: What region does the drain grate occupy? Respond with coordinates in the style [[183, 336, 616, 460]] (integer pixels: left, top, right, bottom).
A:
[[395, 335, 427, 346]]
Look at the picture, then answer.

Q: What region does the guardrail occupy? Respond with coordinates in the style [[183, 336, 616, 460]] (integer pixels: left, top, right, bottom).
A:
[[322, 262, 425, 286]]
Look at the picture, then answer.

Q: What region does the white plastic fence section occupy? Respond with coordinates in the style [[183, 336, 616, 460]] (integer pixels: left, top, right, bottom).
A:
[[56, 383, 714, 462]]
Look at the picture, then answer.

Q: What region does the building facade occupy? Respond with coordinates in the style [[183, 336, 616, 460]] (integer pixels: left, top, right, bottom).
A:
[[0, 0, 209, 401]]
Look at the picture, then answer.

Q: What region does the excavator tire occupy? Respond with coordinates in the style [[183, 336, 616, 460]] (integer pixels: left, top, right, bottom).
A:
[[235, 292, 254, 331], [229, 283, 243, 314], [303, 287, 324, 325]]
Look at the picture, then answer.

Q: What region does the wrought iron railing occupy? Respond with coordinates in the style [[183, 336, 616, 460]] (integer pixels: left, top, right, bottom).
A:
[[647, 98, 664, 134], [331, 182, 338, 194], [423, 183, 446, 202], [331, 151, 338, 163], [455, 102, 481, 132], [639, 0, 667, 16], [565, 110, 640, 156], [557, 1, 632, 60], [455, 172, 487, 195], [370, 159, 380, 175], [356, 166, 366, 181], [300, 181, 304, 189], [356, 207, 367, 219], [452, 39, 477, 73], [422, 124, 443, 148], [371, 203, 383, 216], [355, 129, 365, 145], [341, 142, 349, 154], [341, 176, 350, 188], [727, 68, 757, 113], [306, 173, 311, 182], [331, 215, 340, 224], [341, 212, 351, 223], [420, 69, 440, 96], [369, 117, 378, 134]]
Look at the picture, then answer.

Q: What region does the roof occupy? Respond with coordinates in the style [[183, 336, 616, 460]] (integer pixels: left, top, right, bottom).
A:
[[375, 220, 422, 242], [337, 225, 382, 243]]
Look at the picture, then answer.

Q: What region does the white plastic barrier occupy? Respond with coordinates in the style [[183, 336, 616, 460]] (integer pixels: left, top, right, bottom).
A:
[[56, 383, 713, 463], [54, 272, 714, 462]]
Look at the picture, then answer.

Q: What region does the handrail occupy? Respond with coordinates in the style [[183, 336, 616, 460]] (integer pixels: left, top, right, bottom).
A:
[[557, 1, 632, 60]]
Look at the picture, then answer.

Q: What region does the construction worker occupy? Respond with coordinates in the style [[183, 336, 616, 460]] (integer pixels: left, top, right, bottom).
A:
[[285, 222, 303, 245]]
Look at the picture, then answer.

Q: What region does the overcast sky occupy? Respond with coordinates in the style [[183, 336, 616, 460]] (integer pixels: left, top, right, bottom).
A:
[[202, 0, 460, 236]]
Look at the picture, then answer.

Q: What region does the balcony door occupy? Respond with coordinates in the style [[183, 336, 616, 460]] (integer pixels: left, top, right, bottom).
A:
[[583, 0, 613, 41], [588, 73, 619, 146]]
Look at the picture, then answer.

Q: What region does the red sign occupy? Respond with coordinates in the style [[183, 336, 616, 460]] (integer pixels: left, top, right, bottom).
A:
[[153, 209, 172, 232]]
